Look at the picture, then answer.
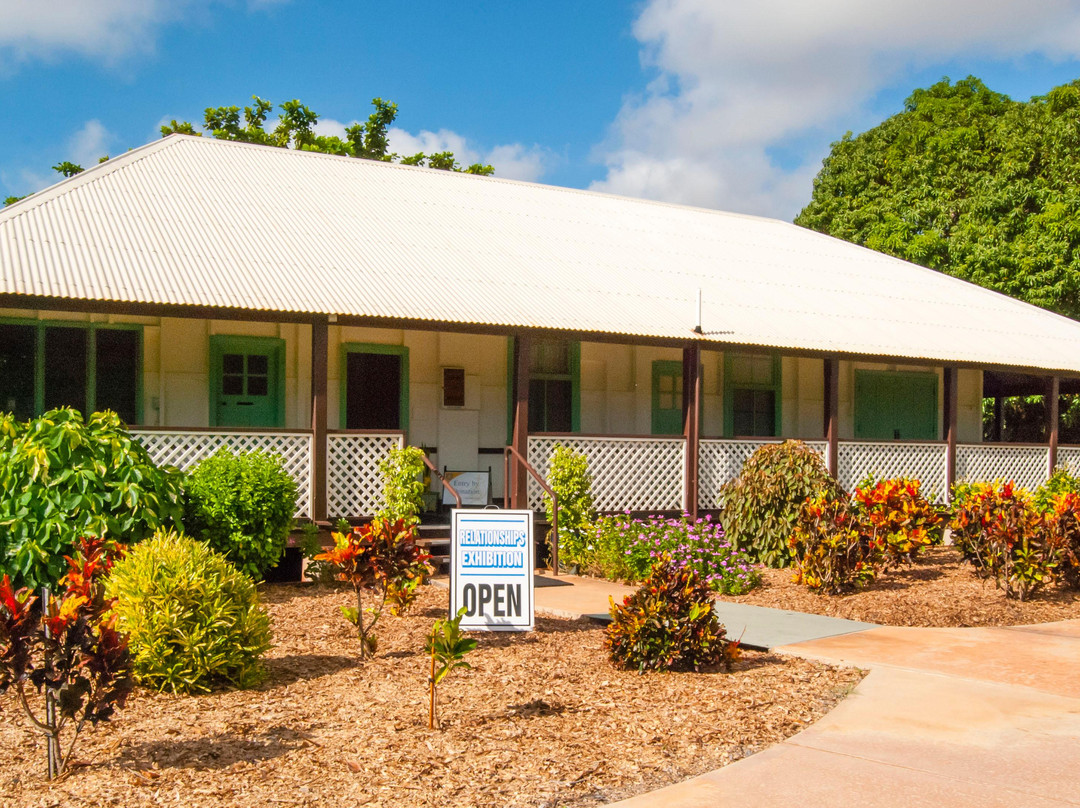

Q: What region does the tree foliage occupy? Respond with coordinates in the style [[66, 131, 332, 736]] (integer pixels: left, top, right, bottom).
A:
[[161, 96, 494, 175], [796, 76, 1080, 318]]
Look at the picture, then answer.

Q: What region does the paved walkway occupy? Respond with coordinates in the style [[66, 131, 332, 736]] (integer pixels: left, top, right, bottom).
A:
[[529, 574, 1080, 808]]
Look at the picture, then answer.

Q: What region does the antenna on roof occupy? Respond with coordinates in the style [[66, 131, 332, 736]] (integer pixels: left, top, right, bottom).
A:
[[693, 288, 703, 334]]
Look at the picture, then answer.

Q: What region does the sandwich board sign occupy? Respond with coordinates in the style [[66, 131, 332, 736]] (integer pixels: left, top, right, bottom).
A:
[[450, 509, 534, 631]]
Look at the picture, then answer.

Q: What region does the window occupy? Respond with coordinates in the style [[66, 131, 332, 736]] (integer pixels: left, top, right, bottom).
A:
[[443, 367, 465, 408], [724, 353, 780, 437], [528, 338, 579, 433], [0, 320, 141, 424]]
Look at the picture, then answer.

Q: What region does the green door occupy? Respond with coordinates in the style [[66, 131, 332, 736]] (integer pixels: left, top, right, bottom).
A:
[[210, 336, 285, 428], [652, 360, 683, 435], [854, 371, 937, 440]]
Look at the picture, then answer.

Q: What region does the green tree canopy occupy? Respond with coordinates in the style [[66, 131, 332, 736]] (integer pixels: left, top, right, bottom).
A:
[[161, 96, 494, 175], [4, 96, 493, 207], [796, 76, 1080, 318]]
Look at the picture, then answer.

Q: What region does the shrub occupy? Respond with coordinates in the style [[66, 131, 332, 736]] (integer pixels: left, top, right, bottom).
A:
[[106, 530, 272, 693], [0, 536, 133, 779], [1044, 492, 1080, 589], [853, 478, 943, 569], [720, 440, 842, 568], [315, 518, 431, 658], [790, 494, 883, 594], [0, 408, 184, 590], [605, 555, 739, 673], [1035, 467, 1080, 512], [591, 513, 759, 594], [543, 445, 597, 570], [183, 448, 299, 579], [949, 482, 1056, 601], [377, 446, 427, 528]]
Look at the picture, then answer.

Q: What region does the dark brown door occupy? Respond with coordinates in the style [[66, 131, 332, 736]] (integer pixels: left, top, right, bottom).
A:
[[346, 352, 402, 429]]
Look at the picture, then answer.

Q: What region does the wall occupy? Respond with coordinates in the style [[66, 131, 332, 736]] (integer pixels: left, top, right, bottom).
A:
[[0, 308, 987, 444]]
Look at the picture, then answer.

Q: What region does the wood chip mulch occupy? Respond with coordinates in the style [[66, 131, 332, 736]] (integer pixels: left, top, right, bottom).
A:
[[721, 546, 1080, 627], [0, 585, 861, 808]]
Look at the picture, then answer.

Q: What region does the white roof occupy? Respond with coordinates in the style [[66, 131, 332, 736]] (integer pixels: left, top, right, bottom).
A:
[[2, 134, 1079, 374]]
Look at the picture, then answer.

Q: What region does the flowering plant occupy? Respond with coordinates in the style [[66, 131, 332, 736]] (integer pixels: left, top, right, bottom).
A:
[[591, 513, 759, 595]]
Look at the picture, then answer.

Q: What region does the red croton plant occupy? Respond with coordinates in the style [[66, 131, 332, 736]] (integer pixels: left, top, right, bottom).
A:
[[0, 536, 133, 779], [316, 518, 431, 659]]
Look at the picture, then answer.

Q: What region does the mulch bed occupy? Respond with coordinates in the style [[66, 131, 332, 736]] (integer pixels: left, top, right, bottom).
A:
[[1, 585, 861, 808], [721, 546, 1080, 627]]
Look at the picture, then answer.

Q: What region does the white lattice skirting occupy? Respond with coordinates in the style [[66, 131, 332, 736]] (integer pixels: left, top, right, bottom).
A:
[[1057, 447, 1080, 475], [699, 439, 827, 507], [838, 442, 949, 504], [326, 433, 404, 518], [956, 444, 1050, 492], [132, 430, 314, 518], [527, 436, 686, 512]]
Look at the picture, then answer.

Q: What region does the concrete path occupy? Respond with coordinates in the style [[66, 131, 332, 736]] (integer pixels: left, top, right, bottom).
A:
[[527, 574, 1080, 807]]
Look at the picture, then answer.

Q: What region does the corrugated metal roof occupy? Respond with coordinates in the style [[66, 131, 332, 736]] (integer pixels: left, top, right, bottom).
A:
[[3, 134, 1080, 374]]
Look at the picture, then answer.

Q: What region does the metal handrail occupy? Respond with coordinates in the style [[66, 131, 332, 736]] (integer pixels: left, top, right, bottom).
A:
[[504, 445, 559, 575], [419, 451, 462, 509]]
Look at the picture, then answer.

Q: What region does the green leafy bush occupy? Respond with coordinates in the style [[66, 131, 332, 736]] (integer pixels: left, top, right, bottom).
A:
[[377, 446, 427, 528], [183, 448, 298, 579], [790, 494, 884, 594], [544, 445, 596, 570], [106, 530, 272, 693], [591, 513, 759, 594], [720, 440, 842, 568], [949, 482, 1056, 601], [1035, 467, 1080, 512], [605, 555, 739, 673], [0, 408, 184, 590]]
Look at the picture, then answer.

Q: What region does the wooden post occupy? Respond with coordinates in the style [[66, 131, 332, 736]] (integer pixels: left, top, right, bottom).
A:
[[1048, 375, 1061, 476], [511, 333, 531, 510], [823, 358, 839, 477], [944, 366, 958, 500], [992, 396, 1004, 442], [682, 344, 701, 517], [310, 316, 329, 523]]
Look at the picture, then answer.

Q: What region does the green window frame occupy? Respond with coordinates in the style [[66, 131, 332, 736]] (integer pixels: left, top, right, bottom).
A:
[[0, 317, 143, 423], [340, 342, 410, 432], [723, 352, 781, 437], [854, 370, 938, 440], [505, 337, 580, 441], [209, 335, 286, 428]]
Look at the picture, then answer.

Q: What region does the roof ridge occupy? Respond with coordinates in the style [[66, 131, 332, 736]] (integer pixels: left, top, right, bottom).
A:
[[159, 134, 791, 227]]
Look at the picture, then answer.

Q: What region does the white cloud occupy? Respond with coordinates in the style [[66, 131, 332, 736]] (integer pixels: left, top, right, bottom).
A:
[[312, 118, 551, 182], [68, 119, 115, 167], [0, 0, 289, 67], [591, 0, 1080, 219]]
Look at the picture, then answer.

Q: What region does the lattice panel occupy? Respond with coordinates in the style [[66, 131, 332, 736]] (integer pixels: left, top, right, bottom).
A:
[[956, 444, 1050, 492], [698, 440, 827, 507], [527, 436, 686, 512], [837, 442, 948, 503], [327, 433, 404, 518], [132, 430, 313, 518], [1056, 447, 1080, 474]]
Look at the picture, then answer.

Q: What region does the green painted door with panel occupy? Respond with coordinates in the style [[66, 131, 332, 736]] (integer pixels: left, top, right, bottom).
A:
[[854, 371, 937, 440], [209, 336, 285, 428], [651, 360, 683, 435]]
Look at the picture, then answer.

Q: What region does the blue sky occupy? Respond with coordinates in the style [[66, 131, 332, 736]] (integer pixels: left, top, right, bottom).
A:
[[4, 1, 1080, 221]]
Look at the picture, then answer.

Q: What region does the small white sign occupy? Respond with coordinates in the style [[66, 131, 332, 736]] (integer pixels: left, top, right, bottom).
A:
[[441, 471, 490, 506], [451, 509, 534, 631]]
